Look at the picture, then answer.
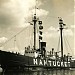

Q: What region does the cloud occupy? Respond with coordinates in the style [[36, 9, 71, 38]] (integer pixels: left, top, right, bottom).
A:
[[48, 26, 58, 31], [0, 37, 8, 44], [0, 0, 9, 5], [0, 0, 48, 28], [71, 25, 75, 29], [31, 9, 49, 17], [43, 26, 59, 38], [43, 26, 73, 38], [63, 29, 73, 36], [0, 47, 4, 50], [0, 0, 35, 28]]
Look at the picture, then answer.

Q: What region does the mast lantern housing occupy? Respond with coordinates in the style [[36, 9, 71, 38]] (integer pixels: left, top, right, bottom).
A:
[[39, 26, 43, 30], [38, 21, 42, 25], [59, 19, 63, 24]]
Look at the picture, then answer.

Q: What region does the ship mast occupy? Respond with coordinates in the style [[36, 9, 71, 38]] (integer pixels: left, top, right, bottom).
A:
[[59, 18, 66, 60], [32, 0, 43, 51], [33, 14, 37, 50], [32, 0, 37, 50]]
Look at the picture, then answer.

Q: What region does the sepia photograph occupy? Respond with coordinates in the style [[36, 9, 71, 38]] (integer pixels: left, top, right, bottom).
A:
[[0, 0, 74, 75]]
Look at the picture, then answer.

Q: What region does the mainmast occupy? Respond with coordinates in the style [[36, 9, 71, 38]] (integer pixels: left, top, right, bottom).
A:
[[59, 18, 66, 60]]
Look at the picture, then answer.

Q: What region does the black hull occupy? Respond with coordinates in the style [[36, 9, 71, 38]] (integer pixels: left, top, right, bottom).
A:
[[0, 50, 75, 71], [0, 50, 34, 70]]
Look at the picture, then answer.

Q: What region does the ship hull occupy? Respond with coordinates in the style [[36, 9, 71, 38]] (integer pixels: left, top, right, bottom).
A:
[[0, 50, 75, 71], [0, 50, 34, 70]]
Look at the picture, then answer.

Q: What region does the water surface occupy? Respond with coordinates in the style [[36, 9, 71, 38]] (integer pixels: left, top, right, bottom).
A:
[[0, 70, 75, 75]]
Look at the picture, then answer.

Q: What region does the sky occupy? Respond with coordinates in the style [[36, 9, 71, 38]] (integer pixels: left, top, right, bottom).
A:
[[0, 0, 74, 56]]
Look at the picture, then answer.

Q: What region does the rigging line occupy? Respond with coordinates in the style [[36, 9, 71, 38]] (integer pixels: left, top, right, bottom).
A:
[[0, 26, 29, 47], [14, 35, 16, 50], [30, 27, 33, 47], [57, 34, 60, 52], [65, 37, 73, 55], [29, 26, 32, 46], [16, 42, 20, 51], [49, 16, 59, 19], [63, 33, 73, 55], [30, 27, 33, 48], [15, 38, 20, 51], [50, 16, 69, 20], [41, 15, 59, 28], [44, 15, 59, 21], [63, 34, 69, 54]]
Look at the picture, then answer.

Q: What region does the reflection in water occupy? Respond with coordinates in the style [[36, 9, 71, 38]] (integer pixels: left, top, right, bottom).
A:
[[0, 70, 75, 75]]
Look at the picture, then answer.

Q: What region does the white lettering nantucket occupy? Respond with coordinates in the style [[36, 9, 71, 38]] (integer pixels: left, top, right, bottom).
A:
[[44, 60, 47, 66], [39, 60, 43, 65], [33, 59, 37, 65]]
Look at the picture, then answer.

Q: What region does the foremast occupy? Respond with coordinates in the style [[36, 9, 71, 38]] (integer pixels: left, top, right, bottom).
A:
[[33, 14, 37, 50], [32, 7, 46, 57], [32, 3, 44, 51]]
